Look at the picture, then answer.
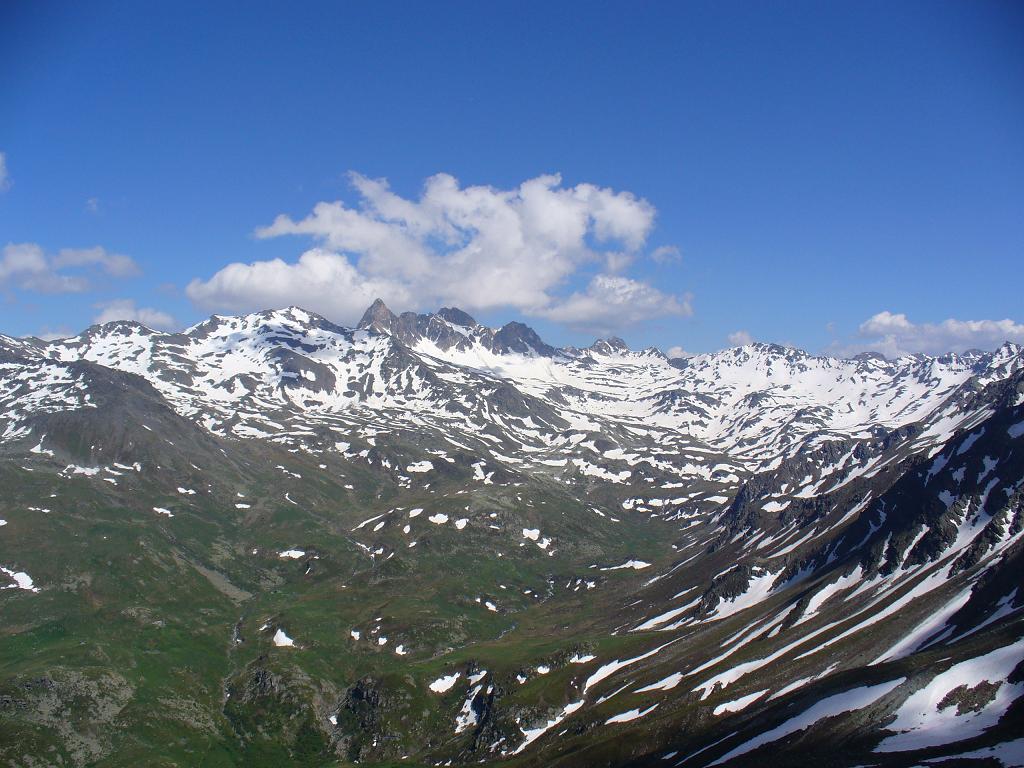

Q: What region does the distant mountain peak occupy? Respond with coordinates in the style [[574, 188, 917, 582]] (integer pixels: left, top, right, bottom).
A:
[[852, 351, 888, 363], [352, 300, 559, 357], [358, 298, 399, 332], [436, 306, 477, 327], [589, 336, 629, 354], [492, 321, 555, 357]]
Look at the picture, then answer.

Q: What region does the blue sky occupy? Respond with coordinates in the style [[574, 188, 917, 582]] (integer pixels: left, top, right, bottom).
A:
[[1, 0, 1022, 356]]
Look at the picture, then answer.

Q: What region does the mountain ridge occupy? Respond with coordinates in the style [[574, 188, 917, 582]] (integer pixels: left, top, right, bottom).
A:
[[33, 298, 1023, 366], [1, 299, 1021, 767]]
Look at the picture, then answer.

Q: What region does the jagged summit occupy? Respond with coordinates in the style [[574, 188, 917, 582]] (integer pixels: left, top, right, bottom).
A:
[[358, 298, 399, 332], [852, 350, 888, 363], [353, 299, 556, 358], [589, 336, 629, 355], [436, 306, 477, 327], [359, 298, 479, 333]]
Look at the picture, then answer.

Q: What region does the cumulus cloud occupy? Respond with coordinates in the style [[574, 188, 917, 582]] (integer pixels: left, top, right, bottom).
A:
[[186, 248, 410, 322], [93, 299, 176, 330], [1, 242, 139, 293], [848, 310, 1024, 357], [188, 172, 689, 330], [665, 345, 692, 359], [1, 242, 87, 292], [728, 330, 754, 346], [538, 274, 691, 332], [0, 152, 9, 192]]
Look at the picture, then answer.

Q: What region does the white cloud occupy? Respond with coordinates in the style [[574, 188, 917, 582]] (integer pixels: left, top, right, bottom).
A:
[[93, 299, 176, 330], [1, 242, 139, 293], [0, 242, 47, 279], [651, 245, 681, 264], [35, 328, 75, 342], [665, 345, 692, 359], [188, 172, 688, 330], [0, 152, 9, 192], [849, 310, 1024, 357], [728, 330, 754, 346], [603, 251, 635, 273], [85, 197, 100, 214], [538, 274, 691, 332], [53, 246, 139, 277], [186, 248, 410, 323], [1, 242, 87, 292]]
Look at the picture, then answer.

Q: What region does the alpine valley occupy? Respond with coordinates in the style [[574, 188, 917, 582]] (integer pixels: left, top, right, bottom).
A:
[[1, 299, 1022, 768]]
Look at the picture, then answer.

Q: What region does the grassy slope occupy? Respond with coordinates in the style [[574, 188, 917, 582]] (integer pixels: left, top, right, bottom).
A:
[[0, 423, 676, 767]]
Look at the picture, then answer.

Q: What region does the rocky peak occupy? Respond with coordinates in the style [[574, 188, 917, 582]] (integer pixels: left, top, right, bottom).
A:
[[492, 322, 555, 357], [358, 299, 399, 334], [852, 351, 888, 363], [589, 337, 629, 355], [436, 307, 477, 327], [355, 300, 557, 357], [0, 335, 45, 364]]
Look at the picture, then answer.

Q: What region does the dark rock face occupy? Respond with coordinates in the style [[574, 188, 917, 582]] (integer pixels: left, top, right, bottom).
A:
[[358, 298, 400, 334], [243, 666, 283, 702], [697, 565, 760, 616], [437, 307, 477, 327], [342, 677, 386, 731], [468, 686, 507, 754], [492, 322, 555, 357], [938, 680, 1002, 715], [329, 677, 402, 763], [589, 337, 629, 355]]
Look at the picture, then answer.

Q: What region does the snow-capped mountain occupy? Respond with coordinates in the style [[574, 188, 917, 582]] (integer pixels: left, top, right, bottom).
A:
[[7, 302, 1019, 486], [1, 301, 1021, 767]]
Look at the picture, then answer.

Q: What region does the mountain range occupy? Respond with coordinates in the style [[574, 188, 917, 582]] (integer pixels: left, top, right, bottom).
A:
[[1, 300, 1021, 767]]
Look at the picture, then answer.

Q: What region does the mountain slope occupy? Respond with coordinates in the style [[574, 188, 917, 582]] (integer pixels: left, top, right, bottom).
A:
[[1, 301, 1021, 768]]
